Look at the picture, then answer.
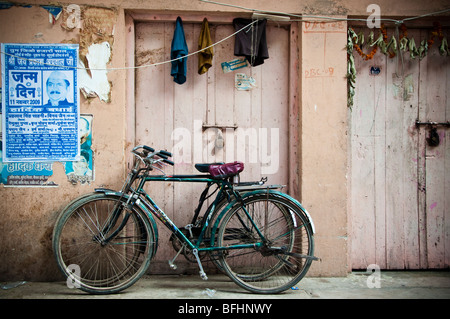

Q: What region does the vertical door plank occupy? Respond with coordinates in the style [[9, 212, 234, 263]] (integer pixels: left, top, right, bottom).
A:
[[384, 49, 407, 269], [417, 30, 429, 268], [172, 23, 198, 229], [243, 55, 261, 181], [191, 23, 211, 223], [214, 25, 235, 128], [351, 40, 377, 269], [401, 38, 421, 269], [135, 22, 170, 222], [372, 52, 387, 269], [424, 36, 448, 268], [163, 22, 175, 230], [261, 25, 289, 185], [445, 54, 450, 268], [135, 22, 173, 263], [212, 25, 235, 165]]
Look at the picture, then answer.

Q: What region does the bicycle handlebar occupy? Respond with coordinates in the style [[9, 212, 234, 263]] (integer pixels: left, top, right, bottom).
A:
[[143, 145, 155, 153], [132, 145, 174, 167], [159, 150, 172, 157], [163, 159, 175, 166]]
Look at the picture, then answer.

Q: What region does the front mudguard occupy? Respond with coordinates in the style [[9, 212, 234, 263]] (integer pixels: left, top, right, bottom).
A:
[[92, 188, 159, 258]]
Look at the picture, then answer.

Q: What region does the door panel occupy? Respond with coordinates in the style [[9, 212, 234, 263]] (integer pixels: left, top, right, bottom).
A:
[[350, 27, 450, 269], [135, 20, 291, 272]]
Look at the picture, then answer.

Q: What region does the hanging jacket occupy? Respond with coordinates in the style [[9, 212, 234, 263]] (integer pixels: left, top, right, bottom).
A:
[[233, 18, 269, 67], [198, 18, 213, 74], [171, 16, 188, 84]]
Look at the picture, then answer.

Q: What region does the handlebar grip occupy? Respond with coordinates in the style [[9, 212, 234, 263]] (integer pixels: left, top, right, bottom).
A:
[[159, 150, 172, 157], [157, 153, 168, 159], [163, 159, 175, 166], [143, 145, 155, 152]]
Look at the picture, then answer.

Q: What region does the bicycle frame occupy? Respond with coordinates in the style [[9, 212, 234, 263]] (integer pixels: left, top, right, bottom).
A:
[[92, 144, 317, 284], [130, 173, 266, 253]]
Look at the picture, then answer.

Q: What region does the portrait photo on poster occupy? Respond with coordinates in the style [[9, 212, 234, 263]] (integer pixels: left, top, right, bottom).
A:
[[64, 114, 94, 184], [43, 70, 75, 112]]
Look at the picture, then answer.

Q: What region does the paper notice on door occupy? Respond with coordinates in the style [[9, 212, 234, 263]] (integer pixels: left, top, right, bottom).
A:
[[235, 73, 257, 91], [221, 58, 248, 73]]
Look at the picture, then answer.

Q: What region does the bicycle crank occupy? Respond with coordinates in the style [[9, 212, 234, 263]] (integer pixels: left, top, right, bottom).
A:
[[192, 249, 208, 280]]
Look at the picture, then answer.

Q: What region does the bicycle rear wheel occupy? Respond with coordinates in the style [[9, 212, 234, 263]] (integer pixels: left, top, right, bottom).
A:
[[217, 193, 315, 294], [52, 193, 155, 294]]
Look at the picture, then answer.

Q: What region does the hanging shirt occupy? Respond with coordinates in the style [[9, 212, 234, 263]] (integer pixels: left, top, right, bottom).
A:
[[171, 17, 188, 84], [198, 18, 213, 74], [233, 18, 269, 67]]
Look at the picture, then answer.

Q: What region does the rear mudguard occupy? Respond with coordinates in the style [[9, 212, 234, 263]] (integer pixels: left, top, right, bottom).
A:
[[93, 188, 159, 258], [210, 189, 316, 246]]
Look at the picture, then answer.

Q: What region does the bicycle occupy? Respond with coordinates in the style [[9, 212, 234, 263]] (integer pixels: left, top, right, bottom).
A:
[[52, 145, 318, 294]]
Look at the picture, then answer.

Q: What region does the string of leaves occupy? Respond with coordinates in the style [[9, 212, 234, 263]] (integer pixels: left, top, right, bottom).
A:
[[347, 22, 449, 108]]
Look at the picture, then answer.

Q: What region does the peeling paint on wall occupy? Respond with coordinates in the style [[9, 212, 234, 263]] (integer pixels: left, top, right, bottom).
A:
[[78, 42, 111, 102], [77, 6, 116, 61], [391, 73, 415, 101], [61, 5, 117, 102]]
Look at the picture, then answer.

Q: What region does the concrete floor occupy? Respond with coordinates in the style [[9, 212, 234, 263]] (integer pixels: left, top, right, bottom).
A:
[[1, 271, 449, 299]]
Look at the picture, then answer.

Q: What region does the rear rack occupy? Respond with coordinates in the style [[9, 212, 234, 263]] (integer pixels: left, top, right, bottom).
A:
[[233, 184, 285, 191]]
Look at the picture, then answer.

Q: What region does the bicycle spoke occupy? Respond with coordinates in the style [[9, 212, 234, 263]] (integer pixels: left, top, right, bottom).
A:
[[54, 195, 154, 294], [217, 194, 314, 294]]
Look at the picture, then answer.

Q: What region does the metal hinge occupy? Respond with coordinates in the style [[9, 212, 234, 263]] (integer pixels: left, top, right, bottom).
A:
[[202, 124, 238, 131], [415, 120, 450, 127]]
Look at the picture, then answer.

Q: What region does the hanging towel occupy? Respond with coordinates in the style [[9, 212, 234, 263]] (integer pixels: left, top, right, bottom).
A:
[[233, 18, 269, 67], [171, 16, 188, 84], [198, 18, 213, 74]]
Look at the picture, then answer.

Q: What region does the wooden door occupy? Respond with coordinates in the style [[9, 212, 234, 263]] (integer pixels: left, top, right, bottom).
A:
[[134, 20, 293, 272], [350, 27, 449, 269]]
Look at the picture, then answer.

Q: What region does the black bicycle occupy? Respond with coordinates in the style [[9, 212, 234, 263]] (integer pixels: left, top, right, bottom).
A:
[[52, 145, 317, 294]]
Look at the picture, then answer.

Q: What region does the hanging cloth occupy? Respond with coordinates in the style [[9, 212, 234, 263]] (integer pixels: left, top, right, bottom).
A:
[[233, 18, 269, 67], [171, 16, 188, 84], [198, 18, 213, 74]]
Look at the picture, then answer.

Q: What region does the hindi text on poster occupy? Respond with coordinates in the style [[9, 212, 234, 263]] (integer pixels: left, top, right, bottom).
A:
[[1, 43, 79, 162]]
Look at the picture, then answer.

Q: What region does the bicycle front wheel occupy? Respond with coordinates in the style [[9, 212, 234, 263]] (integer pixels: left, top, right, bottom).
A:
[[217, 193, 315, 294], [52, 193, 156, 294]]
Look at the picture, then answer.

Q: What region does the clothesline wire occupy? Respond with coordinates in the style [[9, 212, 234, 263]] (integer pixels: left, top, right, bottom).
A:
[[0, 19, 259, 72], [199, 0, 450, 24], [1, 4, 450, 71]]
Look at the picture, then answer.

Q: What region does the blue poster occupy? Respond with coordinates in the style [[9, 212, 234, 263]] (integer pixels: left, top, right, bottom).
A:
[[1, 43, 79, 162], [64, 114, 94, 184]]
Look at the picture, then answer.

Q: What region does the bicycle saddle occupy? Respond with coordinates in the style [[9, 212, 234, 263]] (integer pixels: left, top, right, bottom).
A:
[[208, 161, 244, 179], [194, 163, 224, 173]]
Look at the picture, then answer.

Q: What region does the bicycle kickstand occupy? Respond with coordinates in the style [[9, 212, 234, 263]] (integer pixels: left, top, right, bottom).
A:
[[192, 249, 208, 281], [168, 243, 185, 270]]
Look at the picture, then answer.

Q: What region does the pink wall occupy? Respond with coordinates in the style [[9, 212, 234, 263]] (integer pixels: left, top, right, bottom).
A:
[[300, 19, 349, 276]]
